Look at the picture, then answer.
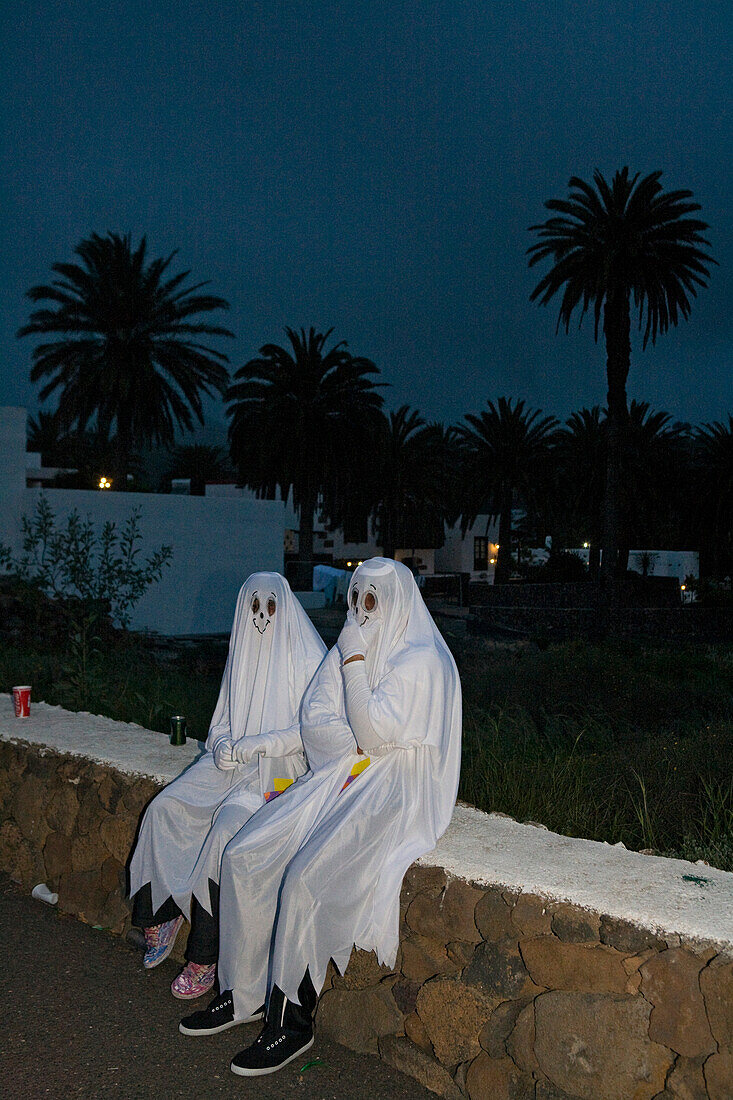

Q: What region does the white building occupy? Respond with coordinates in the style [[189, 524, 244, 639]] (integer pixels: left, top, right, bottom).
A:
[[0, 407, 288, 635]]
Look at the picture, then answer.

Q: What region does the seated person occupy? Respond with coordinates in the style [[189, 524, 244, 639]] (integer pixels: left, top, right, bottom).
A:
[[179, 558, 462, 1076], [128, 571, 326, 1000]]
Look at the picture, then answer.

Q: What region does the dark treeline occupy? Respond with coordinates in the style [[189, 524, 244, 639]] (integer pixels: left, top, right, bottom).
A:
[[18, 168, 727, 583]]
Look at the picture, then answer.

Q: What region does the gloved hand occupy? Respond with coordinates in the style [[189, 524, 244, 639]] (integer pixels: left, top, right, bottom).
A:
[[212, 737, 237, 771], [338, 612, 367, 663], [231, 735, 267, 765]]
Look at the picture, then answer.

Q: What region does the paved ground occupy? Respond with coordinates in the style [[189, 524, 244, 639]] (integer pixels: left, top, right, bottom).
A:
[[1, 876, 432, 1099]]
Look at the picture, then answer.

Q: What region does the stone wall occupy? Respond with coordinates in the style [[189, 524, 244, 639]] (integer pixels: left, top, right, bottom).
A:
[[1, 737, 731, 1100]]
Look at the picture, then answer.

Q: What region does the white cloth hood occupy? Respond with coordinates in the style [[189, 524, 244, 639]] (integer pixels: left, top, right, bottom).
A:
[[206, 572, 326, 750]]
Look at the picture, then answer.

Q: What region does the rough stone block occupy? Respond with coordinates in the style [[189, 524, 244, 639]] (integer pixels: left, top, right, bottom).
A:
[[475, 886, 515, 941], [46, 783, 79, 836], [510, 893, 554, 936], [703, 1049, 733, 1100], [404, 1012, 433, 1054], [96, 891, 132, 935], [100, 856, 125, 895], [665, 1054, 709, 1100], [335, 947, 396, 990], [71, 831, 108, 873], [441, 879, 484, 942], [316, 985, 403, 1054], [599, 914, 665, 954], [12, 775, 51, 846], [641, 948, 716, 1058], [699, 953, 733, 1053], [43, 830, 73, 884], [392, 979, 421, 1016], [0, 818, 23, 869], [75, 787, 105, 836], [479, 996, 534, 1059], [416, 977, 498, 1065], [406, 879, 482, 944], [521, 937, 629, 993], [100, 812, 136, 864], [506, 1000, 539, 1072], [465, 1052, 534, 1100], [401, 934, 459, 983], [446, 940, 477, 968], [58, 869, 107, 923], [119, 778, 160, 820], [378, 1036, 463, 1099], [464, 937, 543, 1000], [533, 990, 674, 1100], [535, 1081, 584, 1100], [550, 904, 601, 944]]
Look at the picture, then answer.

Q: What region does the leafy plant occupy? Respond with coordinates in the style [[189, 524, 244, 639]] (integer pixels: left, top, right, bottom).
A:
[[1, 495, 172, 707]]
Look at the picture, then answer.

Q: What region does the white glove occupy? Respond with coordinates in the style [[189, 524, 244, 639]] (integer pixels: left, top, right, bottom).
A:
[[231, 735, 267, 765], [338, 613, 366, 662], [212, 737, 237, 771]]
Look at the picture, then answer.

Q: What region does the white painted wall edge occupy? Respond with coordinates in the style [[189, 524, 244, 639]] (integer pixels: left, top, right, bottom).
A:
[[2, 698, 731, 952]]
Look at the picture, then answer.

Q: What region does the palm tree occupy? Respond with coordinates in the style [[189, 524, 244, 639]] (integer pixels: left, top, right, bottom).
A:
[[164, 443, 233, 496], [695, 415, 733, 576], [553, 407, 606, 578], [18, 232, 233, 481], [372, 407, 456, 560], [457, 397, 559, 584], [27, 410, 69, 466], [528, 168, 715, 582], [227, 327, 384, 589], [623, 401, 690, 558]]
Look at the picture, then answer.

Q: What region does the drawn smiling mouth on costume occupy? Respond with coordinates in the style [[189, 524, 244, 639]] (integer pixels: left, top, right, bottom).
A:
[[253, 617, 270, 634]]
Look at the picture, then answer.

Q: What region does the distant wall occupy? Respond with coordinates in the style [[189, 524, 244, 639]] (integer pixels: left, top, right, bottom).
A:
[[0, 407, 287, 635], [24, 487, 286, 635]]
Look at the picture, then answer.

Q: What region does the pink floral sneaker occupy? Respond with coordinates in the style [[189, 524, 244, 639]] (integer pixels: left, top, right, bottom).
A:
[[171, 962, 216, 1000], [142, 915, 184, 969]]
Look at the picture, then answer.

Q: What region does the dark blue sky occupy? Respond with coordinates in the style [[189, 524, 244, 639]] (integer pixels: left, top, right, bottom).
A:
[[1, 1, 730, 438]]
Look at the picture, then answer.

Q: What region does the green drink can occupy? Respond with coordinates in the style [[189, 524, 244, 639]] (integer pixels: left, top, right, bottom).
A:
[[170, 715, 187, 746]]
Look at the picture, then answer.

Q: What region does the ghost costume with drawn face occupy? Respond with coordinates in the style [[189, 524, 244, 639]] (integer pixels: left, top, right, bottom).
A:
[[128, 572, 326, 919], [215, 557, 461, 1021]]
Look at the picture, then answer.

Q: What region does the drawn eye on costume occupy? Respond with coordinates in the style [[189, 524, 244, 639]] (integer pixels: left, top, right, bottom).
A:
[[252, 596, 260, 615], [267, 596, 277, 617], [351, 587, 359, 609], [363, 591, 377, 613]]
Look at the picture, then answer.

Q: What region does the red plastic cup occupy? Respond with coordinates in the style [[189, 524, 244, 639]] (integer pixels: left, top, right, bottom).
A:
[[12, 686, 31, 718]]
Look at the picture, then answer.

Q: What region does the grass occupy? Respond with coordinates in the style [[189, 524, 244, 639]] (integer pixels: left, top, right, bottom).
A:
[[2, 617, 732, 871]]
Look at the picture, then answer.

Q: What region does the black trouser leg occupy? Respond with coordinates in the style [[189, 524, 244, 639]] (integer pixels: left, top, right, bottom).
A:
[[131, 883, 181, 927], [266, 968, 317, 1035], [185, 880, 220, 965]]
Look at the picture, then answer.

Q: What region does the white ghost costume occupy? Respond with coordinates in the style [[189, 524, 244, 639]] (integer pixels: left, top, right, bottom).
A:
[[128, 572, 326, 918], [216, 558, 461, 1018]]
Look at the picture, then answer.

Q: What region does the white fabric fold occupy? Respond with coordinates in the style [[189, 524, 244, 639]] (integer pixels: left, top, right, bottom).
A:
[[128, 573, 326, 917]]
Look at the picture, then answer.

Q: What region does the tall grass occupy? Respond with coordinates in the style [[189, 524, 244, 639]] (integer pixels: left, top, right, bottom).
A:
[[2, 629, 731, 870]]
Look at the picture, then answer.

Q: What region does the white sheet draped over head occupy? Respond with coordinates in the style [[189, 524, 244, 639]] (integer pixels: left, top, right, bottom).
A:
[[206, 571, 325, 754], [129, 571, 326, 918], [344, 557, 461, 834], [215, 556, 462, 1013]]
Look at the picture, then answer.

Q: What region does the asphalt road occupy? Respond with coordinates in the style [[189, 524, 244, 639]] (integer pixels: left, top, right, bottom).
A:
[[0, 875, 431, 1100]]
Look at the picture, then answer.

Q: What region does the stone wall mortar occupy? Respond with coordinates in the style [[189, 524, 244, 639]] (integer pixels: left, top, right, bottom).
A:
[[1, 740, 731, 1100]]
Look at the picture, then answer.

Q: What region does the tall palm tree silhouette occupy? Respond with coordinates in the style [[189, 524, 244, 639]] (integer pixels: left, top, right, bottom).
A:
[[372, 406, 455, 560], [227, 327, 383, 588], [18, 232, 233, 482], [528, 168, 714, 580], [458, 397, 558, 584]]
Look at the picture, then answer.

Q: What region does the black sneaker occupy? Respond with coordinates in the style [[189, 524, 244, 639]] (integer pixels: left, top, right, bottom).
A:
[[230, 1024, 314, 1076], [179, 990, 264, 1036]]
